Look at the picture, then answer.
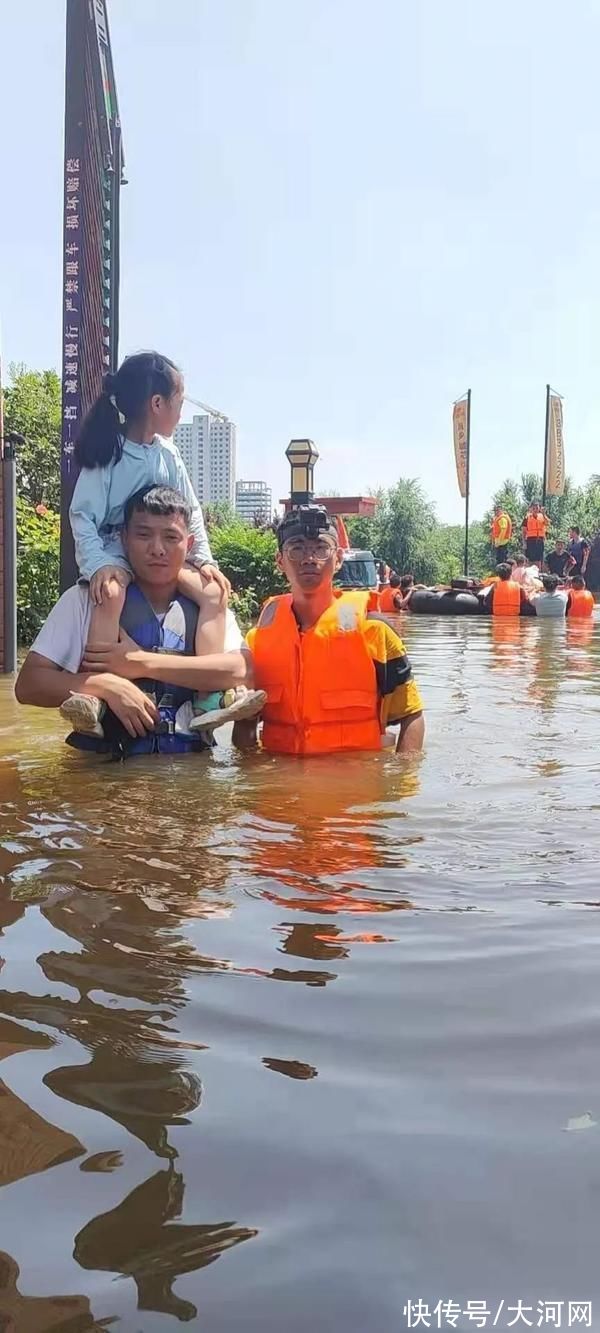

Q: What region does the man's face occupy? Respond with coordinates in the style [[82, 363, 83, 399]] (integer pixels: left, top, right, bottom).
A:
[[532, 503, 540, 514], [122, 508, 193, 585], [556, 541, 565, 553], [277, 535, 342, 591]]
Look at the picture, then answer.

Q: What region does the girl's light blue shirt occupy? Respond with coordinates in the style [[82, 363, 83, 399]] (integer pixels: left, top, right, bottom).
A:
[[69, 435, 213, 579]]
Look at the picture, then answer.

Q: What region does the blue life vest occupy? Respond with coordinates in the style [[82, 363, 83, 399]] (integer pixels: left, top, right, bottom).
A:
[[66, 585, 211, 759]]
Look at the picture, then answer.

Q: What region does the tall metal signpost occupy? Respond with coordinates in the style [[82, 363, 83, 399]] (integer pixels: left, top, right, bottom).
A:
[[60, 0, 124, 589]]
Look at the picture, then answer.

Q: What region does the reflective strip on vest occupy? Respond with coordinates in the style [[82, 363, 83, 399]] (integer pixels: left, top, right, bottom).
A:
[[252, 591, 382, 754], [493, 580, 521, 616]]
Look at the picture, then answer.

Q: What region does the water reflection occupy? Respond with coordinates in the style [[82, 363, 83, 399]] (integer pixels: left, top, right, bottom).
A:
[[75, 1166, 257, 1324], [243, 756, 420, 916], [0, 1251, 106, 1332], [2, 616, 600, 1327]]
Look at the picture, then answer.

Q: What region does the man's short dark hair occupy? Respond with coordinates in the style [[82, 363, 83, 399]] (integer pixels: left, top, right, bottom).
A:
[[496, 562, 512, 580], [400, 573, 414, 590], [389, 573, 401, 588], [542, 574, 559, 592], [571, 574, 586, 589], [570, 526, 581, 536], [123, 486, 191, 528], [515, 555, 526, 566]]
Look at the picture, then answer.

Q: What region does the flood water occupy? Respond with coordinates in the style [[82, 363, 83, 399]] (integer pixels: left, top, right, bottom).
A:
[[1, 615, 600, 1331]]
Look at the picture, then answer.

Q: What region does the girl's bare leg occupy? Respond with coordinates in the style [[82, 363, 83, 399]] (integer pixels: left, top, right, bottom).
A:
[[60, 578, 127, 734], [176, 567, 267, 733]]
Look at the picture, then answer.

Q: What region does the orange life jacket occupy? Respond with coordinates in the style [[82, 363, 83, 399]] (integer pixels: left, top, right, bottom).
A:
[[492, 579, 521, 616], [525, 513, 548, 538], [378, 586, 400, 613], [567, 588, 594, 618], [251, 591, 383, 755], [491, 512, 512, 544]]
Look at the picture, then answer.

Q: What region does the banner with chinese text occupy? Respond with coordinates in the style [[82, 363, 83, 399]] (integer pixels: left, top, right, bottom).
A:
[[453, 400, 469, 499], [545, 394, 565, 496]]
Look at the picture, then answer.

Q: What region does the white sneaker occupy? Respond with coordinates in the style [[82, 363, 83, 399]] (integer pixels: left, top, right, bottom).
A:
[[188, 688, 267, 733], [60, 693, 105, 737]]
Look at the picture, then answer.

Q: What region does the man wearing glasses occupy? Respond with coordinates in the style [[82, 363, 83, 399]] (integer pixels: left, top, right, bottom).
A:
[[242, 506, 425, 756]]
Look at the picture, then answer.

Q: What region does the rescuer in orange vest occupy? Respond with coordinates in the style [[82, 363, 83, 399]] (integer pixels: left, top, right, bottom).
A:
[[566, 575, 595, 618], [522, 501, 549, 566], [378, 573, 403, 613], [243, 505, 425, 756], [490, 504, 513, 564], [485, 562, 535, 617]]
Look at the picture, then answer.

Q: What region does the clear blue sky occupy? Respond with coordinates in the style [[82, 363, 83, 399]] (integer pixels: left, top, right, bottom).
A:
[[2, 0, 600, 521]]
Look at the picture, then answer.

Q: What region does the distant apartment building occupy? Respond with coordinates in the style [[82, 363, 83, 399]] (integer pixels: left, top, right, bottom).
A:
[[235, 480, 273, 525], [174, 413, 236, 506]]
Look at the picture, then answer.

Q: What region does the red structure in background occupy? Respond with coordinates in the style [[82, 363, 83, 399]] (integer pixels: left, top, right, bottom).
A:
[[280, 496, 377, 518]]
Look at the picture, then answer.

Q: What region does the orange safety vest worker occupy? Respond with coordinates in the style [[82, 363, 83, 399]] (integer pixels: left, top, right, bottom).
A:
[[492, 579, 522, 616], [378, 586, 400, 613], [524, 512, 548, 538], [491, 512, 513, 545], [250, 590, 384, 755], [567, 588, 594, 618]]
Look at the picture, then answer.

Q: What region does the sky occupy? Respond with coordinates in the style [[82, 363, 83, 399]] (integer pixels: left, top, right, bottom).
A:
[[2, 0, 600, 521]]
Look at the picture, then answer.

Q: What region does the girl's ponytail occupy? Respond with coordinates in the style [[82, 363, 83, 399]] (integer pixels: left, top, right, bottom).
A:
[[74, 352, 179, 470], [75, 372, 124, 469]]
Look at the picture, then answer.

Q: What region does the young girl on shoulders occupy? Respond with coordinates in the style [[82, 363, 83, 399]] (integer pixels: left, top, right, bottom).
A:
[[61, 350, 263, 736]]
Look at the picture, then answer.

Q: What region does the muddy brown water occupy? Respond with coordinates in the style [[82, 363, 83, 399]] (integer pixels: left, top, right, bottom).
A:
[[1, 616, 600, 1331]]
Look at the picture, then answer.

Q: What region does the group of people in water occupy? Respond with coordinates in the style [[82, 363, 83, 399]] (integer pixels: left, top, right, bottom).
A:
[[375, 503, 596, 620], [15, 350, 425, 760]]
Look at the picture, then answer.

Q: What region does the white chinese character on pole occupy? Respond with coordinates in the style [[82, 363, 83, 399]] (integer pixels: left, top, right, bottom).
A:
[[65, 343, 78, 357], [65, 379, 77, 394], [66, 261, 79, 277], [66, 176, 79, 192], [65, 280, 78, 295], [65, 298, 76, 312], [66, 157, 80, 171], [568, 1305, 591, 1328], [66, 196, 79, 212], [65, 326, 78, 339], [537, 1302, 563, 1327], [404, 1300, 432, 1328], [65, 361, 78, 375], [64, 405, 78, 421], [66, 243, 79, 257], [66, 215, 79, 230]]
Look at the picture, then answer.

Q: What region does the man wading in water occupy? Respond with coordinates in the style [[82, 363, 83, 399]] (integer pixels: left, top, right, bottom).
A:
[[241, 505, 425, 756], [16, 487, 262, 758]]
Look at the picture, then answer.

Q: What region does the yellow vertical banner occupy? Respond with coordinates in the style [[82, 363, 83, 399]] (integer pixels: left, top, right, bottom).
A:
[[545, 394, 565, 496], [453, 399, 468, 498]]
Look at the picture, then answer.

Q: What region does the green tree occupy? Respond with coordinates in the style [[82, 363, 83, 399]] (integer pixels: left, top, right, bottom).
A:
[[4, 364, 61, 509], [370, 479, 440, 581], [16, 498, 60, 644], [210, 520, 286, 624]]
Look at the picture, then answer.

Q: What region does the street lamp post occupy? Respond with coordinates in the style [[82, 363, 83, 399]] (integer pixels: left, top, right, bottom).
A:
[[285, 439, 319, 506]]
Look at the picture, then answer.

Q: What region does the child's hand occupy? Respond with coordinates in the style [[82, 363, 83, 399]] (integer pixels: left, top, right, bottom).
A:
[[200, 563, 231, 601], [89, 565, 131, 606]]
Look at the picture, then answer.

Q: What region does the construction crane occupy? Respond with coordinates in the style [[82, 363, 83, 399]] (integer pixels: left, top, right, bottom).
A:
[[184, 394, 233, 424]]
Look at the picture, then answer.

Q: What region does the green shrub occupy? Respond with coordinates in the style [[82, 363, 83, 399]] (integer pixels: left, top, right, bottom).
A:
[[17, 498, 60, 645], [211, 522, 286, 615]]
